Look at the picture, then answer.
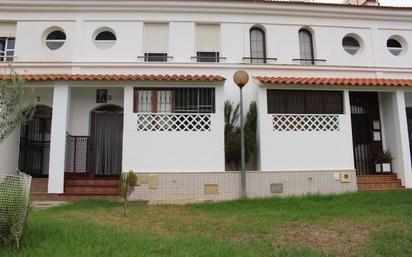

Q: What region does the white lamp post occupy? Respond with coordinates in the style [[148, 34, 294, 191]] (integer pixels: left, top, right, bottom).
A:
[[233, 70, 249, 198]]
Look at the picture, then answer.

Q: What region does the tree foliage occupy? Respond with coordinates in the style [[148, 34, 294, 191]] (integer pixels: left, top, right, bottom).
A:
[[224, 101, 257, 170], [0, 73, 35, 143]]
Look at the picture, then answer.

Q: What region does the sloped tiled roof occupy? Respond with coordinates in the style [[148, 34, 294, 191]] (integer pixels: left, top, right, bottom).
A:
[[0, 74, 226, 82], [255, 76, 412, 87]]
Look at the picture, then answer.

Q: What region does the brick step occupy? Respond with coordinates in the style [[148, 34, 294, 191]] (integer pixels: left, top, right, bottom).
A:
[[356, 174, 398, 183], [30, 186, 48, 193], [30, 193, 120, 201], [357, 181, 403, 190], [30, 193, 59, 201], [31, 178, 49, 186], [64, 186, 119, 195], [65, 178, 119, 187], [57, 194, 120, 201]]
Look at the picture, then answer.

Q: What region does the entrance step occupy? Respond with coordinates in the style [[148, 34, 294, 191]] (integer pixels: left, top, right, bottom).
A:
[[30, 177, 120, 201], [357, 174, 404, 190], [30, 193, 120, 201], [64, 177, 120, 197], [31, 178, 48, 194]]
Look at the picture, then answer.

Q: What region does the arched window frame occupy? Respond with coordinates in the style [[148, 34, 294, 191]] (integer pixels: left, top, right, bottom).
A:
[[298, 28, 315, 65], [249, 27, 267, 64]]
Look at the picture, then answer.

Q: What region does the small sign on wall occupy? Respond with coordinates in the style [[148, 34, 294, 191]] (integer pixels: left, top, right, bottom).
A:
[[96, 89, 108, 103]]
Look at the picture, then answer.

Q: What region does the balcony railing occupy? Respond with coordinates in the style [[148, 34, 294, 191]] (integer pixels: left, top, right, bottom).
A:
[[65, 134, 89, 173]]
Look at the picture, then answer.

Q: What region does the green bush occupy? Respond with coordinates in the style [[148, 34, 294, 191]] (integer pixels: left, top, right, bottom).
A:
[[119, 171, 138, 217]]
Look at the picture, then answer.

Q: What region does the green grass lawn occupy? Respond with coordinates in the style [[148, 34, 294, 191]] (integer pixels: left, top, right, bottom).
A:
[[2, 190, 412, 257]]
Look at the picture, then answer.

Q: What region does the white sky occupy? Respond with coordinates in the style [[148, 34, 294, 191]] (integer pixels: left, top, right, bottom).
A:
[[315, 0, 412, 6]]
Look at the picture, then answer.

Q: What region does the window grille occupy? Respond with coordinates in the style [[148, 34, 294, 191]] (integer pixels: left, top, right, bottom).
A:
[[0, 37, 15, 62], [196, 51, 220, 63], [144, 53, 168, 62], [134, 88, 215, 113]]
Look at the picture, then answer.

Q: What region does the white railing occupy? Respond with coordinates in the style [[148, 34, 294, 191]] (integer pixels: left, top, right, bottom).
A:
[[137, 113, 211, 132], [272, 114, 340, 132]]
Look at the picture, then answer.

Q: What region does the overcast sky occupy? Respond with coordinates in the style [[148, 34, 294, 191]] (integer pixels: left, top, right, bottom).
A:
[[315, 0, 412, 6]]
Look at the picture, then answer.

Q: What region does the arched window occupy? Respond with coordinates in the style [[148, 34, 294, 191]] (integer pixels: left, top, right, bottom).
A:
[[298, 29, 314, 64], [250, 27, 266, 64]]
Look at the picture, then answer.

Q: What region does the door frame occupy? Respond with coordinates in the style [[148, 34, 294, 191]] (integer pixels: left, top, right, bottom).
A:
[[349, 92, 383, 175], [18, 105, 52, 178], [88, 104, 124, 177]]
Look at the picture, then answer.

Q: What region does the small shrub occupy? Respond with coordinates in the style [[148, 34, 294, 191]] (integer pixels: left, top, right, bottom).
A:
[[119, 171, 138, 217]]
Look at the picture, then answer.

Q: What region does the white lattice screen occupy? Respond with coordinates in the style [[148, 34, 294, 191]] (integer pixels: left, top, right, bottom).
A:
[[137, 113, 211, 132], [272, 114, 340, 131]]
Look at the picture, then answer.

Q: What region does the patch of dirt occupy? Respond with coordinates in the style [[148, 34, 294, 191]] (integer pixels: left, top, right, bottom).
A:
[[274, 220, 373, 257]]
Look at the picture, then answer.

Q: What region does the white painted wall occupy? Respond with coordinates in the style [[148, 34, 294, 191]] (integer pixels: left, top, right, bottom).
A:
[[69, 87, 124, 135], [258, 86, 355, 171], [0, 129, 20, 175], [380, 91, 412, 187], [1, 1, 411, 69], [122, 83, 225, 172], [0, 86, 53, 175]]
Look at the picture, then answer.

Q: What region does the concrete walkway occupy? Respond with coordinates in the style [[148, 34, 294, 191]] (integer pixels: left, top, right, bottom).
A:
[[31, 201, 68, 211]]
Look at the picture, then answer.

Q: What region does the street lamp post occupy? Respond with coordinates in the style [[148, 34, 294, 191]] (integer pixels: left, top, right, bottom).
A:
[[233, 70, 249, 198]]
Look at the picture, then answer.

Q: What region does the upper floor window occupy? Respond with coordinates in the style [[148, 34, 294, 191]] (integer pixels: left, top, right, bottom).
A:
[[298, 29, 314, 65], [387, 36, 406, 56], [0, 37, 15, 62], [45, 30, 66, 50], [342, 36, 361, 55], [195, 24, 220, 63], [143, 23, 169, 62], [134, 88, 215, 113], [94, 29, 116, 50], [249, 27, 266, 64], [267, 90, 343, 114]]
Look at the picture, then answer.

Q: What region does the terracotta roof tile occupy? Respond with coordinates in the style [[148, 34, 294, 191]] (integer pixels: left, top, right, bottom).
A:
[[255, 76, 412, 88], [0, 74, 225, 82]]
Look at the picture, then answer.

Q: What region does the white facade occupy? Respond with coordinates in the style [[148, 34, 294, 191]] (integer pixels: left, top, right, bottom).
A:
[[1, 0, 412, 197]]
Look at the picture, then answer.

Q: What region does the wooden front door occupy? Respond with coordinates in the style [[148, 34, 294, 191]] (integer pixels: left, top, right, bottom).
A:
[[350, 92, 382, 175], [89, 105, 123, 177]]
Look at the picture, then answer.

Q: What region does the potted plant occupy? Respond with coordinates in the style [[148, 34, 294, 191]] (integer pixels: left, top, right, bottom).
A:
[[375, 150, 393, 173]]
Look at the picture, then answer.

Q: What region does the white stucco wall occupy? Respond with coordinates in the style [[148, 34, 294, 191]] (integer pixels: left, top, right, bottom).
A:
[[0, 129, 20, 175], [122, 83, 225, 172], [380, 91, 412, 187], [69, 87, 124, 135], [0, 86, 53, 175], [258, 86, 355, 171]]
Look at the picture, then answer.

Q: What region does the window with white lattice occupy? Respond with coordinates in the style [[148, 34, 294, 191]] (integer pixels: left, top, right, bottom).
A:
[[134, 88, 215, 113]]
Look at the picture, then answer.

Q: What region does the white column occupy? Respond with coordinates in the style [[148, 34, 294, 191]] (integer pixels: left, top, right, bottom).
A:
[[392, 90, 412, 187], [48, 85, 70, 193], [343, 90, 355, 170], [122, 86, 134, 172]]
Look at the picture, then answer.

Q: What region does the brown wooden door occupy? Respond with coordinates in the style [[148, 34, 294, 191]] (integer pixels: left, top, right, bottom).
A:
[[350, 92, 382, 175]]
